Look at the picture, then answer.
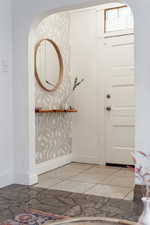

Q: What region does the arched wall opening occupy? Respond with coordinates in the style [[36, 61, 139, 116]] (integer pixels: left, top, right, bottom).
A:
[[13, 0, 150, 188], [28, 0, 136, 187]]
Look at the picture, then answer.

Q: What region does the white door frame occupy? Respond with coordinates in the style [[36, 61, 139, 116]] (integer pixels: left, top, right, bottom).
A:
[[95, 6, 135, 166], [104, 34, 135, 165]]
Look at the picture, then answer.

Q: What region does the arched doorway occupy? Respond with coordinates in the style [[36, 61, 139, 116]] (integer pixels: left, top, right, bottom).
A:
[[18, 0, 150, 190], [28, 1, 136, 200]]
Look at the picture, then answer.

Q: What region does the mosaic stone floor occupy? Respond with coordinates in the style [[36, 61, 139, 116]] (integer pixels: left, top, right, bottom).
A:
[[0, 184, 142, 223]]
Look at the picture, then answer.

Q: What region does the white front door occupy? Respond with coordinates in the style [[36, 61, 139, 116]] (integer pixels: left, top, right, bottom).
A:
[[104, 35, 135, 165]]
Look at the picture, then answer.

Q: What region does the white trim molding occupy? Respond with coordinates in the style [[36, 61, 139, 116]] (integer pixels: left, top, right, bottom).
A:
[[73, 156, 105, 165], [36, 153, 73, 175]]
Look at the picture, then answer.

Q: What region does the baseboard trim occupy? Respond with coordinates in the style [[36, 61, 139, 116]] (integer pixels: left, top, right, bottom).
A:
[[36, 153, 73, 175], [73, 156, 104, 165], [0, 170, 14, 188]]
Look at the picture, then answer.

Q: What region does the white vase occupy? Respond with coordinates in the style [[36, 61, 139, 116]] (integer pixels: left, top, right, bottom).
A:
[[61, 91, 74, 110], [138, 197, 150, 225]]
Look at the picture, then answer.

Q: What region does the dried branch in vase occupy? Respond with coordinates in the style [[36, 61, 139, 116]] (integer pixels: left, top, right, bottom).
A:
[[73, 77, 84, 91], [60, 76, 84, 110]]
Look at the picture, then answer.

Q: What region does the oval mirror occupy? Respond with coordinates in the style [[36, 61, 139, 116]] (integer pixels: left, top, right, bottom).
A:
[[35, 39, 64, 92]]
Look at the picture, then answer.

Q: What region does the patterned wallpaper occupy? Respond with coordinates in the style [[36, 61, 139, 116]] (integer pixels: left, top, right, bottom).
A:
[[35, 12, 72, 164]]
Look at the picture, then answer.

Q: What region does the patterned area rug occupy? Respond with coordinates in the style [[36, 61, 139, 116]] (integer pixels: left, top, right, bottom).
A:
[[1, 209, 68, 225]]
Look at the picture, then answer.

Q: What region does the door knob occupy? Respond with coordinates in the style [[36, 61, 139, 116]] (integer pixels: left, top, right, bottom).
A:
[[106, 106, 111, 111], [106, 94, 111, 99]]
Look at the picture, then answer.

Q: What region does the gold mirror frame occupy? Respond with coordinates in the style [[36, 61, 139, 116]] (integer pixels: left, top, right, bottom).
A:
[[34, 39, 64, 92]]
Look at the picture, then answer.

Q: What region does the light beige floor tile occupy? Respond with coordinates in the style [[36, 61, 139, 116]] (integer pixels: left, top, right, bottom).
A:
[[38, 172, 62, 182], [71, 183, 96, 193], [101, 176, 134, 187], [124, 191, 134, 200], [53, 167, 81, 174], [35, 177, 62, 188], [70, 173, 111, 184], [115, 168, 134, 177], [38, 174, 49, 182], [64, 163, 94, 171], [83, 166, 120, 176], [50, 180, 75, 191], [85, 184, 132, 199], [58, 165, 91, 173], [38, 164, 135, 194], [44, 168, 82, 179], [49, 180, 95, 193]]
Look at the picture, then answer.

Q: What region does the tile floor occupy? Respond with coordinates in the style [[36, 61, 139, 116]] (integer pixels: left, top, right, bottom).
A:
[[35, 163, 134, 200]]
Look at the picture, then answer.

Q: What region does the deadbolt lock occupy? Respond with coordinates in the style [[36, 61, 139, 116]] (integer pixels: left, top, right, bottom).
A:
[[106, 106, 111, 111]]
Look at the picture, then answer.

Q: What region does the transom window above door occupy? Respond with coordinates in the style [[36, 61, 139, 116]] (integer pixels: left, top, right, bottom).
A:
[[104, 6, 134, 33]]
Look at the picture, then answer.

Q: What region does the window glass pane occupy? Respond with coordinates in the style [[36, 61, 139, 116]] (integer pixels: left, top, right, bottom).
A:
[[105, 6, 134, 33]]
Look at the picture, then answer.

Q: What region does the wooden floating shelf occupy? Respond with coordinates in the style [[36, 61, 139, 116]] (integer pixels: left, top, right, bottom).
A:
[[35, 108, 77, 113]]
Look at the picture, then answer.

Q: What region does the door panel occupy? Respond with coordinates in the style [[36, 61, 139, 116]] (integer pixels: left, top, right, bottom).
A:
[[113, 126, 134, 148], [113, 86, 135, 107], [104, 35, 135, 165]]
